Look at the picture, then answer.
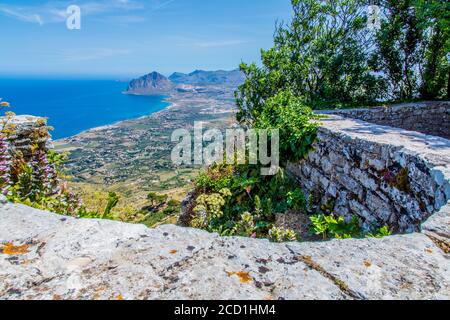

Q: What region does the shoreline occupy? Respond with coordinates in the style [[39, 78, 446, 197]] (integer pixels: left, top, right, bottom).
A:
[[55, 83, 238, 143], [54, 94, 173, 143], [53, 83, 238, 212]]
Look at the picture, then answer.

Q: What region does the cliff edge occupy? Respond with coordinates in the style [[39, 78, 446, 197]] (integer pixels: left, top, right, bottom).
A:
[[0, 202, 448, 300]]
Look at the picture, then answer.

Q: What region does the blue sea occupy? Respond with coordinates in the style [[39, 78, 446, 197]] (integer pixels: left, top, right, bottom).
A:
[[0, 78, 169, 139]]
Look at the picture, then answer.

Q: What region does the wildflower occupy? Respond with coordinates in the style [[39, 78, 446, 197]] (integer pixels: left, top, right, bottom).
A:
[[30, 150, 59, 199], [0, 134, 11, 195], [49, 190, 83, 216]]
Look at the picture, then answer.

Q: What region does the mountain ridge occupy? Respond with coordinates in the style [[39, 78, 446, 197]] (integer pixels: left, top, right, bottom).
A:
[[168, 69, 245, 85], [125, 69, 245, 95]]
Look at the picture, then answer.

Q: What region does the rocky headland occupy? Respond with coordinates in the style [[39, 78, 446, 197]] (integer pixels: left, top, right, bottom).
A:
[[125, 71, 175, 95]]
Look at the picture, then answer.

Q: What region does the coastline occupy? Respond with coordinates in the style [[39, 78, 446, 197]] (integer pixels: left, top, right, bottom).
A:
[[54, 94, 172, 142], [53, 83, 238, 213], [2, 78, 170, 140], [55, 84, 236, 143]]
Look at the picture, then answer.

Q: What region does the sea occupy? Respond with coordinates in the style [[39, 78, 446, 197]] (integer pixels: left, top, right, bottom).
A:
[[0, 78, 169, 139]]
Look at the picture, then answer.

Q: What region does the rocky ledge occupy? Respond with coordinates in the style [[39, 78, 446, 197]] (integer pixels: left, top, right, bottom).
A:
[[0, 202, 448, 300]]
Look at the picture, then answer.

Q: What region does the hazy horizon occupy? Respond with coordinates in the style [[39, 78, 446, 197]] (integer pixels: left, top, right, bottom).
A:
[[0, 68, 244, 81]]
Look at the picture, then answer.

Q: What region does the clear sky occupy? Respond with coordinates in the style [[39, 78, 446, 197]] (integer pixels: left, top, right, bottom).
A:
[[0, 0, 293, 79]]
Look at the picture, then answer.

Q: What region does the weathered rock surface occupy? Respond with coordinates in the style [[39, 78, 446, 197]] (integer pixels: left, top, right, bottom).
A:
[[0, 115, 52, 160], [0, 203, 448, 300]]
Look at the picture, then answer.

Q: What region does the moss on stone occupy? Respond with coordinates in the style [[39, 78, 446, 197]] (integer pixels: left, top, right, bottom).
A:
[[394, 168, 410, 193]]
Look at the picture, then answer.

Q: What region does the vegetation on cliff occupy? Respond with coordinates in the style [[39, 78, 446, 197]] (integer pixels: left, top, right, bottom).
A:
[[0, 111, 180, 227], [0, 112, 84, 216], [186, 0, 450, 241]]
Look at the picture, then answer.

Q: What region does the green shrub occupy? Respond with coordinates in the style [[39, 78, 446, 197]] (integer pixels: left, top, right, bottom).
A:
[[310, 214, 361, 239], [235, 0, 385, 123], [147, 192, 169, 208], [232, 212, 256, 237], [268, 226, 297, 243], [103, 192, 119, 217], [189, 161, 310, 240], [195, 163, 234, 192], [310, 214, 392, 240], [286, 188, 306, 210], [367, 226, 392, 239], [254, 92, 321, 163], [191, 188, 232, 229]]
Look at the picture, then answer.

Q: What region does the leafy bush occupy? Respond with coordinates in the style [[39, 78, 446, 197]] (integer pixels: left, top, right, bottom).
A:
[[103, 192, 119, 217], [254, 92, 321, 163], [310, 214, 361, 239], [0, 123, 143, 223], [232, 212, 256, 238], [196, 163, 234, 192], [236, 0, 385, 123], [188, 160, 310, 241], [367, 226, 392, 239], [236, 0, 449, 125], [310, 214, 392, 240], [371, 0, 449, 101], [188, 90, 321, 242], [268, 226, 297, 242], [286, 188, 306, 211], [191, 188, 232, 229], [47, 149, 68, 170]]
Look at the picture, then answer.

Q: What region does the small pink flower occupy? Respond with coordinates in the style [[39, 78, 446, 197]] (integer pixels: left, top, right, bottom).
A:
[[251, 232, 257, 239]]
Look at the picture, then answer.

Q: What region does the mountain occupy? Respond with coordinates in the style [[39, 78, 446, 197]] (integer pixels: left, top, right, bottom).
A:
[[168, 69, 245, 86], [125, 72, 174, 95], [125, 69, 246, 96]]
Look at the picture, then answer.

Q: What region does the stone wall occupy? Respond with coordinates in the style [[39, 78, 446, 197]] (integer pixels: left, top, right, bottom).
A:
[[321, 101, 450, 139], [288, 103, 450, 233]]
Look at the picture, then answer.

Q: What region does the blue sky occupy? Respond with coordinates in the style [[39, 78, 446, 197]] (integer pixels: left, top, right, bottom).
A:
[[0, 0, 292, 79]]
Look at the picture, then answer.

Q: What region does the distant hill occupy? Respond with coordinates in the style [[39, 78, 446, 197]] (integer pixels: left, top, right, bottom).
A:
[[169, 69, 245, 86], [125, 72, 174, 95], [125, 69, 245, 95]]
